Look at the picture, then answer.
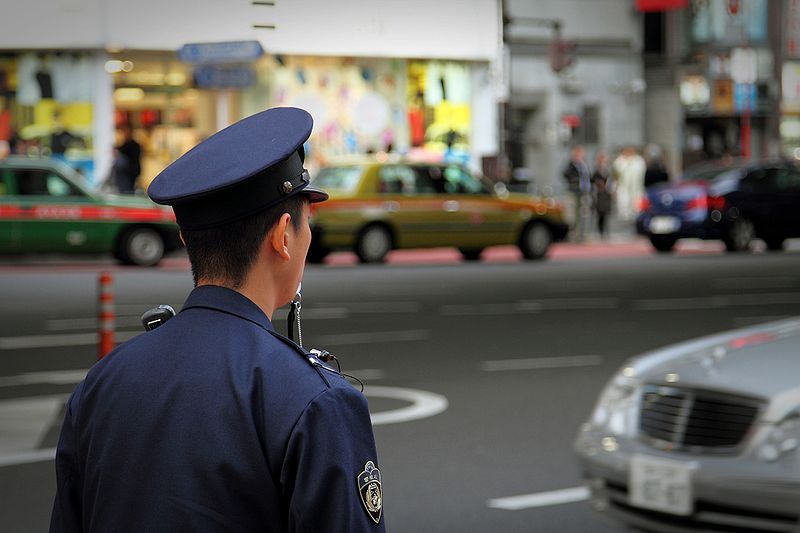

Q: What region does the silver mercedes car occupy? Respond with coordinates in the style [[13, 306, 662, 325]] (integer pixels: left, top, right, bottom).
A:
[[575, 317, 800, 533]]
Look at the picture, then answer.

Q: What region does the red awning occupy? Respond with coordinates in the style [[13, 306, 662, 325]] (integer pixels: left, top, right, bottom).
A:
[[636, 0, 688, 12]]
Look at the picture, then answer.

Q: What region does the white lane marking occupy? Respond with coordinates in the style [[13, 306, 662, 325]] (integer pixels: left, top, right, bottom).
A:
[[328, 302, 422, 313], [542, 280, 633, 293], [273, 307, 349, 321], [713, 277, 796, 290], [0, 447, 56, 467], [347, 369, 386, 380], [46, 315, 159, 331], [441, 303, 535, 316], [488, 486, 590, 510], [0, 330, 140, 350], [481, 355, 603, 372], [521, 297, 620, 311], [0, 395, 67, 455], [364, 386, 448, 426], [633, 296, 722, 311], [0, 369, 89, 388], [634, 292, 800, 311], [441, 298, 619, 316], [317, 329, 430, 346]]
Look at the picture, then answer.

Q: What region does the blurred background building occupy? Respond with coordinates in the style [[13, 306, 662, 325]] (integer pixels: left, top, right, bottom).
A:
[[0, 0, 500, 188], [0, 0, 797, 191]]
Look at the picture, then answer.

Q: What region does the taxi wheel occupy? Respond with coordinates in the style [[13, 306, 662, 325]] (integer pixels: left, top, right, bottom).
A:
[[724, 218, 755, 252], [649, 235, 677, 252], [764, 236, 785, 251], [117, 227, 165, 266], [355, 224, 392, 263], [519, 221, 552, 260], [306, 241, 330, 264], [459, 248, 483, 261]]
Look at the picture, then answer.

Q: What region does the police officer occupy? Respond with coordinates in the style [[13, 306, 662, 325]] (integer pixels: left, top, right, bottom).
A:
[[50, 107, 385, 532]]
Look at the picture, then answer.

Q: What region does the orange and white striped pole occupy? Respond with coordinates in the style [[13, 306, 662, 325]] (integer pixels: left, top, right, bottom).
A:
[[98, 271, 115, 359]]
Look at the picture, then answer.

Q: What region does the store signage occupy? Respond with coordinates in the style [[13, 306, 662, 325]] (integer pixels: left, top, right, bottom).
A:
[[635, 0, 687, 12], [177, 41, 264, 63], [194, 65, 257, 88], [782, 62, 800, 111], [734, 83, 756, 112], [712, 79, 734, 113], [680, 76, 710, 108], [731, 48, 757, 84]]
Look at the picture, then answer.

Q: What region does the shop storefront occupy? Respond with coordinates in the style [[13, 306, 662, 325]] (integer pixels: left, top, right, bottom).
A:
[[0, 52, 100, 180], [679, 0, 776, 166], [105, 52, 481, 188]]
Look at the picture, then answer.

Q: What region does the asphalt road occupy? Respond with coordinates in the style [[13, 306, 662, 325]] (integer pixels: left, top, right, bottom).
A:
[[2, 246, 800, 532]]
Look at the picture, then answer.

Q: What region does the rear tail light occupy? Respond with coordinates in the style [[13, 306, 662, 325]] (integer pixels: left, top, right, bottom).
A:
[[639, 197, 651, 211], [708, 196, 726, 210], [686, 196, 726, 211]]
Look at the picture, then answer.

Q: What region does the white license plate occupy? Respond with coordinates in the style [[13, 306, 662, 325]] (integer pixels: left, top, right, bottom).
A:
[[629, 455, 693, 516], [649, 216, 680, 234]]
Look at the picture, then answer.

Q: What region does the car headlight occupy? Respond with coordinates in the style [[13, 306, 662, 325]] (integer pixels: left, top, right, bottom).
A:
[[757, 415, 800, 463], [590, 366, 641, 438]]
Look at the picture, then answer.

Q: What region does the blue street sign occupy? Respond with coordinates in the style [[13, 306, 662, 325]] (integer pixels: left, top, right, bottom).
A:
[[734, 83, 757, 113], [177, 41, 264, 63], [194, 65, 257, 88]]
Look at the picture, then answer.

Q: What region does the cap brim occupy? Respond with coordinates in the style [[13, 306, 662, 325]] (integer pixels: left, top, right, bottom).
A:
[[301, 184, 329, 203]]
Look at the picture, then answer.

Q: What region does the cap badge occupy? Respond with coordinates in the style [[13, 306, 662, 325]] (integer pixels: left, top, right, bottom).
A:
[[357, 461, 382, 524], [282, 180, 294, 194]]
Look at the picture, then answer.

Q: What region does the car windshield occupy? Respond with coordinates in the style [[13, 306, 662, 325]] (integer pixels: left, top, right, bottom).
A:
[[312, 166, 362, 193], [681, 164, 741, 183]]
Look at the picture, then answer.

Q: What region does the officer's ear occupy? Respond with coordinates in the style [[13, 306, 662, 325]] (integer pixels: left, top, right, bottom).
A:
[[268, 213, 293, 261], [178, 231, 186, 247]]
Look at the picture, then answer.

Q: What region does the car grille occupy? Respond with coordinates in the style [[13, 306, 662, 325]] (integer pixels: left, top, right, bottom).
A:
[[638, 385, 762, 454]]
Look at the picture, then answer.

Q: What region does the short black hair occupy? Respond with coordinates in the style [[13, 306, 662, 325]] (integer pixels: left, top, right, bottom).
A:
[[181, 195, 306, 289]]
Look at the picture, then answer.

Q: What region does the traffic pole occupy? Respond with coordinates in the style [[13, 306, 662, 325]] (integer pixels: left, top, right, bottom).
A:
[[98, 271, 115, 359]]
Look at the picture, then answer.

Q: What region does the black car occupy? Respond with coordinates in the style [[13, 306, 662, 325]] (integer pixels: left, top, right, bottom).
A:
[[636, 160, 800, 252]]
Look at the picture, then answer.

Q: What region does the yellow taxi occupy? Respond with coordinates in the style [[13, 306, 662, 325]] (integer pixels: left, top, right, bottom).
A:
[[308, 158, 569, 263]]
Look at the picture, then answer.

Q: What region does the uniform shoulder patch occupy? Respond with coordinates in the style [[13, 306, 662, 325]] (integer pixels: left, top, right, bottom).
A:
[[357, 460, 383, 524]]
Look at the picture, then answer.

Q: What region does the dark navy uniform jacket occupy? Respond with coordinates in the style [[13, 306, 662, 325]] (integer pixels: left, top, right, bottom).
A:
[[50, 285, 385, 532]]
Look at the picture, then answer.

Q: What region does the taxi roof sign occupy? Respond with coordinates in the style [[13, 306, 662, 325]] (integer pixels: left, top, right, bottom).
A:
[[177, 41, 264, 63]]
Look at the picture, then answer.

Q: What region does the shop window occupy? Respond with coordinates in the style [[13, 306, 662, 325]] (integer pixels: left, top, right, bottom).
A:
[[691, 0, 768, 45], [579, 105, 600, 145]]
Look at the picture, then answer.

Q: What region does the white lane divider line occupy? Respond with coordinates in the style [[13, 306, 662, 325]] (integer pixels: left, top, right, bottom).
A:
[[0, 395, 67, 455], [318, 329, 430, 346], [364, 386, 448, 426], [488, 486, 590, 510], [0, 369, 89, 388], [0, 447, 57, 468], [0, 330, 141, 350], [481, 355, 603, 372]]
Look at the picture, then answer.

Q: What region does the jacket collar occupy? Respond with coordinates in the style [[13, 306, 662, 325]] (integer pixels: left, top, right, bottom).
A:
[[181, 285, 274, 331]]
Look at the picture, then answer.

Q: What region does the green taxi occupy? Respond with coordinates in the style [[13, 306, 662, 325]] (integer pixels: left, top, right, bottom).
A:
[[308, 158, 569, 263], [0, 156, 181, 266]]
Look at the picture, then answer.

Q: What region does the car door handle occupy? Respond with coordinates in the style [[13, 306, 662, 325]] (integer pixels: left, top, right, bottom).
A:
[[383, 201, 399, 213], [444, 200, 460, 212]]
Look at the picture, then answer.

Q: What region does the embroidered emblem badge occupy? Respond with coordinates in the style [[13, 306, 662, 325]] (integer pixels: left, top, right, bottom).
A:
[[357, 460, 383, 524]]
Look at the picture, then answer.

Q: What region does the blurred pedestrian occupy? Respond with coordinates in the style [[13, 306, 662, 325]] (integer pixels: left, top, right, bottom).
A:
[[643, 144, 669, 188], [112, 124, 141, 194], [612, 146, 646, 222], [592, 151, 613, 238], [562, 144, 591, 241], [50, 108, 386, 532]]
